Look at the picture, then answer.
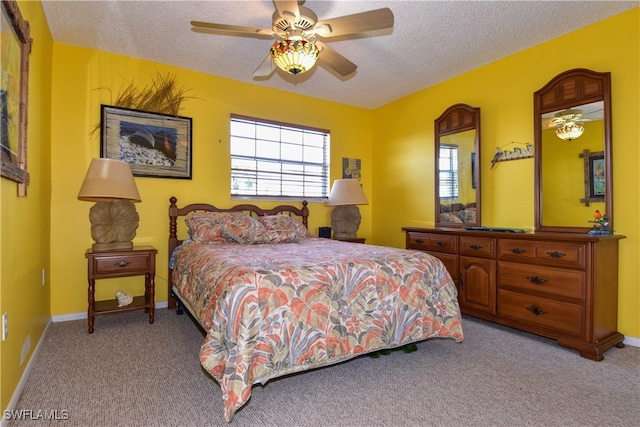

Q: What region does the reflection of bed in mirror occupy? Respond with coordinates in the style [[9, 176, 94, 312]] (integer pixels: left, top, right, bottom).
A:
[[439, 202, 476, 223], [434, 104, 481, 228]]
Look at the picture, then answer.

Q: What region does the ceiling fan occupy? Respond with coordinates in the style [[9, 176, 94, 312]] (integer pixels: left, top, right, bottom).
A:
[[543, 108, 597, 141], [191, 1, 394, 78]]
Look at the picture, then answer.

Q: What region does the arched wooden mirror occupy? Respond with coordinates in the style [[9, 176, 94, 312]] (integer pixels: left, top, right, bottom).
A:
[[534, 69, 612, 233], [435, 104, 481, 228]]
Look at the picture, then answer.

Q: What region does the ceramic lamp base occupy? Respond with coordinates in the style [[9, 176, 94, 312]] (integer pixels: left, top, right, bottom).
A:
[[331, 205, 361, 239]]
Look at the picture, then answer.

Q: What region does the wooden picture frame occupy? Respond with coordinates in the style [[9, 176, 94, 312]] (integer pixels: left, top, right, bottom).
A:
[[100, 105, 192, 179], [579, 150, 605, 206], [1, 0, 32, 195]]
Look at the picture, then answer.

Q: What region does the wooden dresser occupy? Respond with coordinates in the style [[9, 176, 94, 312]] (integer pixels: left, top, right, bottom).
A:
[[403, 227, 625, 360]]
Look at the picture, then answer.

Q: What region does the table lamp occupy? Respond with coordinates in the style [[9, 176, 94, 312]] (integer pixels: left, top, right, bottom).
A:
[[326, 179, 368, 239], [78, 158, 142, 251]]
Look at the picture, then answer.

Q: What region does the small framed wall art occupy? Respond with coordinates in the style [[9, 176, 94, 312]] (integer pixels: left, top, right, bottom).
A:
[[579, 149, 605, 206], [100, 105, 192, 179]]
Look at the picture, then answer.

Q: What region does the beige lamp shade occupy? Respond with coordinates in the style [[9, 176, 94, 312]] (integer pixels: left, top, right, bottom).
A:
[[326, 179, 368, 206], [78, 158, 141, 202]]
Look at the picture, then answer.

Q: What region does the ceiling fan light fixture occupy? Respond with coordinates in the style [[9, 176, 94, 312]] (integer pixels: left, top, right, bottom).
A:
[[271, 39, 320, 75], [555, 121, 584, 141], [554, 108, 585, 141]]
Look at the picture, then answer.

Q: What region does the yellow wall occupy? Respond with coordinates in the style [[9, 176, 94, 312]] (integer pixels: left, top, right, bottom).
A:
[[2, 2, 638, 415], [542, 120, 606, 226], [1, 0, 52, 411], [371, 8, 639, 338], [49, 45, 373, 314]]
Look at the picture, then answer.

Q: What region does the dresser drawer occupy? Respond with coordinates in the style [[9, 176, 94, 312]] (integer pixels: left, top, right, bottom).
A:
[[406, 232, 457, 254], [498, 262, 585, 301], [498, 239, 585, 268], [92, 254, 152, 275], [498, 290, 584, 337], [460, 236, 495, 258], [427, 252, 458, 280]]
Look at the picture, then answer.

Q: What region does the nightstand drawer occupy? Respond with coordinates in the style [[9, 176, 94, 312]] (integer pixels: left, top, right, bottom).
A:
[[85, 246, 157, 333], [92, 254, 151, 275]]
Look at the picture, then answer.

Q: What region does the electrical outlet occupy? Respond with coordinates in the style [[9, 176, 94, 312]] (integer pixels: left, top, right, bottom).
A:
[[2, 312, 7, 341]]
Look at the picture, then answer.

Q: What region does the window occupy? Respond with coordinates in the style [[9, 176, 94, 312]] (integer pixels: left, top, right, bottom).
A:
[[439, 144, 458, 199], [230, 115, 330, 200]]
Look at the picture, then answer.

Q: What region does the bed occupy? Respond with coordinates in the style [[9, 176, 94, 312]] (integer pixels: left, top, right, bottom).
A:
[[168, 196, 464, 421]]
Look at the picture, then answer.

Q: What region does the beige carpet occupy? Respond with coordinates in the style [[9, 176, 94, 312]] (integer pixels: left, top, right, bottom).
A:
[[7, 308, 640, 426]]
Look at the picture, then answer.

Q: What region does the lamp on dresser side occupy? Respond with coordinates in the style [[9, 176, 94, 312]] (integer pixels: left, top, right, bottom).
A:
[[326, 178, 368, 239]]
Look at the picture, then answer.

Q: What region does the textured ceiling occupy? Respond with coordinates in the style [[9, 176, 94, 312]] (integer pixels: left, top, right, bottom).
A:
[[41, 1, 637, 109]]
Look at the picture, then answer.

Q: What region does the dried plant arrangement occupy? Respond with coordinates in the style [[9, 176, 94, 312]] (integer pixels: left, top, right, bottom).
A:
[[92, 72, 193, 134], [111, 72, 192, 116]]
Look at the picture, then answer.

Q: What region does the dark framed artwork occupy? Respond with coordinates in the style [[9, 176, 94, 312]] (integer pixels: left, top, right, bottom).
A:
[[1, 0, 32, 195], [579, 150, 604, 206], [100, 105, 192, 179]]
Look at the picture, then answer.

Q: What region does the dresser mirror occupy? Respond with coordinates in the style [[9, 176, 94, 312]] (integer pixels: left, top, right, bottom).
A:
[[534, 69, 612, 233], [435, 104, 481, 228]]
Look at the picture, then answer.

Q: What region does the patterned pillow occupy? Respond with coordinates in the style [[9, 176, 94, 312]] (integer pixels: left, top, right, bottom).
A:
[[440, 212, 463, 223], [185, 212, 264, 244], [257, 215, 312, 243], [456, 208, 476, 223]]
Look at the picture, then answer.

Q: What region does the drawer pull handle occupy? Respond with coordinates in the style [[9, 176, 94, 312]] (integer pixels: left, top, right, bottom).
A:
[[415, 239, 424, 244], [436, 241, 447, 247], [116, 261, 130, 268], [547, 251, 566, 258], [526, 276, 547, 285], [526, 305, 547, 316], [469, 244, 482, 250], [510, 248, 525, 254]]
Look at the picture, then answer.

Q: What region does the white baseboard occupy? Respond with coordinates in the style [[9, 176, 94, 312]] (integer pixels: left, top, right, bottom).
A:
[[623, 335, 640, 348], [1, 319, 52, 427], [50, 301, 169, 323]]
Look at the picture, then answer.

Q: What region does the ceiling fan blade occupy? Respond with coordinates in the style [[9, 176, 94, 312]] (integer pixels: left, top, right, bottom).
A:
[[273, 0, 300, 25], [253, 53, 276, 77], [316, 8, 394, 38], [191, 21, 274, 38], [316, 41, 357, 76]]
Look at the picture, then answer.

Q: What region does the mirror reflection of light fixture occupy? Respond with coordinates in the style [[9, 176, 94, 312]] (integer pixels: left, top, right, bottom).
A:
[[271, 38, 320, 75], [78, 158, 142, 252], [554, 109, 585, 141], [326, 179, 368, 239]]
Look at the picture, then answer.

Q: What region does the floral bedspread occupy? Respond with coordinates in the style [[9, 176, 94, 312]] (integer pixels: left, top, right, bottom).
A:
[[171, 238, 463, 421]]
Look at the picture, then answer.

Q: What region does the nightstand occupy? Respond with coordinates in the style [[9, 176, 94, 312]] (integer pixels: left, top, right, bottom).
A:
[[333, 237, 366, 244], [85, 245, 157, 333]]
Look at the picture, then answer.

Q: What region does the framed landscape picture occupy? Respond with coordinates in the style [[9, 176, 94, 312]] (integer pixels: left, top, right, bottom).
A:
[[100, 105, 192, 179]]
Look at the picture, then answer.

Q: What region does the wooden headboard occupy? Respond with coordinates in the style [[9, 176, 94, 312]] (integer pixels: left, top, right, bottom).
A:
[[167, 196, 309, 309]]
